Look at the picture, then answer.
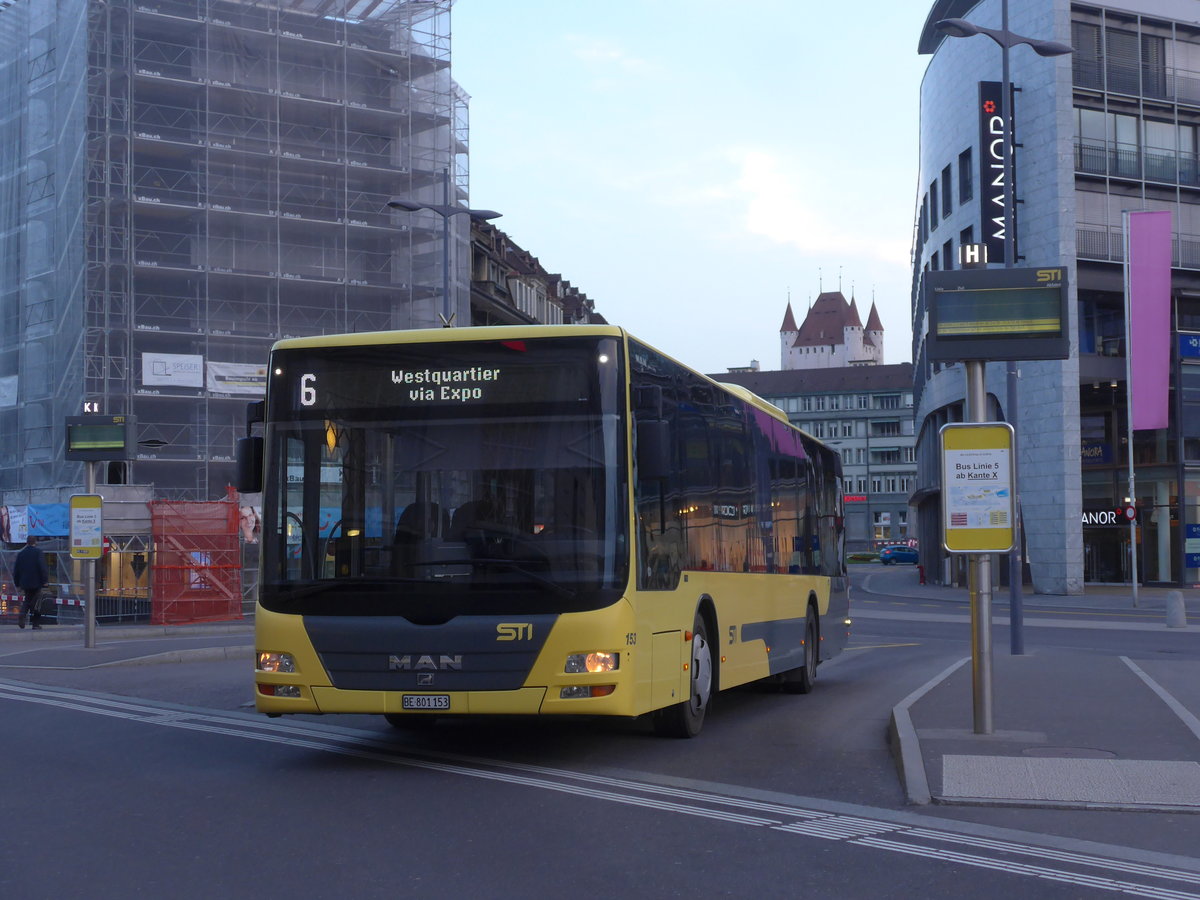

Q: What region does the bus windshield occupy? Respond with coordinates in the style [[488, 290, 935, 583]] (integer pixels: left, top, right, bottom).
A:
[[259, 335, 628, 619]]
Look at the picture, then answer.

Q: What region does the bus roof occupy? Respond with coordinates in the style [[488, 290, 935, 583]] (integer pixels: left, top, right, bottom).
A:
[[270, 324, 626, 352], [271, 324, 805, 434]]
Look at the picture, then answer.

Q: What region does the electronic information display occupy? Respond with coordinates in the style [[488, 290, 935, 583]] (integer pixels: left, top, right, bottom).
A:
[[65, 415, 136, 461], [925, 267, 1069, 361]]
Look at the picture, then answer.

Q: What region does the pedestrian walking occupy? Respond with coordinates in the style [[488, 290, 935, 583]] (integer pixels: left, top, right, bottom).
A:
[[14, 535, 49, 630]]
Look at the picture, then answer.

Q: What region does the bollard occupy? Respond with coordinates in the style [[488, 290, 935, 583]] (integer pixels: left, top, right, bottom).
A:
[[1166, 590, 1187, 628], [918, 564, 926, 585]]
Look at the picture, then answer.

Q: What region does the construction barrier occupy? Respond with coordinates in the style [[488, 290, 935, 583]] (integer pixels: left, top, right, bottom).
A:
[[149, 496, 243, 625]]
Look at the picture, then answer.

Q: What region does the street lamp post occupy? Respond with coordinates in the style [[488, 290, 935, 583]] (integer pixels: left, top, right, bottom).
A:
[[388, 168, 502, 327], [935, 6, 1073, 664], [933, 5, 1073, 735]]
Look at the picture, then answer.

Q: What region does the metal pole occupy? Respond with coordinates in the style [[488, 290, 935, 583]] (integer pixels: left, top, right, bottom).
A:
[[441, 167, 452, 326], [1000, 0, 1025, 654], [84, 461, 97, 649], [1123, 211, 1140, 607], [966, 360, 993, 734]]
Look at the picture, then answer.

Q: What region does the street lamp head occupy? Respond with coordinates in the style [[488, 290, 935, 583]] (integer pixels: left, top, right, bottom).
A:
[[1027, 38, 1074, 58], [935, 18, 982, 39], [387, 198, 502, 220], [387, 198, 424, 212]]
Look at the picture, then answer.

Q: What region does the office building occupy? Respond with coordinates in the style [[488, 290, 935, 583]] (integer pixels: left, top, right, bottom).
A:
[[913, 0, 1200, 590]]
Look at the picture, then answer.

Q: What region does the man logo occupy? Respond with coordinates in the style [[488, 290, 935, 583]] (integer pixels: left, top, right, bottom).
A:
[[388, 654, 462, 671]]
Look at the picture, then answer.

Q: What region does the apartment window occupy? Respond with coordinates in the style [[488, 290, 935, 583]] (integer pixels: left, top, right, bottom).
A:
[[801, 397, 812, 412], [873, 421, 902, 437], [858, 395, 869, 409], [903, 446, 915, 463], [829, 395, 840, 410], [841, 422, 853, 438], [942, 239, 954, 271], [958, 148, 973, 203], [856, 477, 868, 493], [876, 394, 900, 410], [941, 165, 952, 217], [871, 476, 883, 493], [930, 251, 939, 271], [929, 180, 939, 228], [815, 396, 826, 411]]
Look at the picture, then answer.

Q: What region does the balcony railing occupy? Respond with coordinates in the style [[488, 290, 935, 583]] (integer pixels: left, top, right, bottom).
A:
[[1074, 139, 1200, 186], [1077, 224, 1200, 269], [1075, 58, 1200, 107]]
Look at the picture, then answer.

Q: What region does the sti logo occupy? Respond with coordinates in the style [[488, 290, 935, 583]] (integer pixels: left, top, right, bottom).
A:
[[1036, 268, 1063, 285]]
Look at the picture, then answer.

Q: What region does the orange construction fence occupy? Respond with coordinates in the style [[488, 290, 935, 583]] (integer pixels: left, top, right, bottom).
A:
[[149, 494, 243, 625]]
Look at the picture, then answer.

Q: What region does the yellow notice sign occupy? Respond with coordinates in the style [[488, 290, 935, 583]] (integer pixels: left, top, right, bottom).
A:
[[940, 423, 1015, 553], [69, 494, 104, 560]]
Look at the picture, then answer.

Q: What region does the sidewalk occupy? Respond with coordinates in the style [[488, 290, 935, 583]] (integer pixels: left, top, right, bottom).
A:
[[0, 620, 254, 669], [861, 566, 1200, 812]]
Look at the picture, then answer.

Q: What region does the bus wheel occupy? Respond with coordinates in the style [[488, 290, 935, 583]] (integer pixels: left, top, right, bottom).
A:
[[781, 607, 818, 695], [654, 614, 713, 738], [384, 714, 438, 730]]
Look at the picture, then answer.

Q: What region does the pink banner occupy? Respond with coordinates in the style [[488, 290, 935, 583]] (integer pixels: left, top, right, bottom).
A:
[[1127, 210, 1172, 431]]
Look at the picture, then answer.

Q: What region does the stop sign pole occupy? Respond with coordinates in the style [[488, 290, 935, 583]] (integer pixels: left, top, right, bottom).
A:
[[69, 463, 103, 649]]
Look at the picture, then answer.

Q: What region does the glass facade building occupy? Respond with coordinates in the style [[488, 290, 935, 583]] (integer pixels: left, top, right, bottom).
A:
[[0, 0, 468, 503], [913, 0, 1200, 590]]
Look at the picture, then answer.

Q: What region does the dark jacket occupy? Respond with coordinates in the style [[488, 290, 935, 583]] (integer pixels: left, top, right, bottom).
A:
[[13, 544, 49, 591]]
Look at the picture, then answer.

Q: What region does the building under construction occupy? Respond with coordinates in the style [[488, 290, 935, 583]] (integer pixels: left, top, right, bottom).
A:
[[0, 0, 501, 621]]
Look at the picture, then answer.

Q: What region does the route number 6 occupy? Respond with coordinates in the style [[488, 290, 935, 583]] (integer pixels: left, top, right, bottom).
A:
[[300, 373, 317, 407]]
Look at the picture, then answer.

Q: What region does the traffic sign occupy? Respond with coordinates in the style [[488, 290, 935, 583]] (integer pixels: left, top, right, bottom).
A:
[[69, 494, 104, 560], [940, 422, 1016, 553]]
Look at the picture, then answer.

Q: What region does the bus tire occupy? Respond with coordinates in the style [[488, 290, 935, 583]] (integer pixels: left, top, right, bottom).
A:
[[653, 613, 713, 738], [781, 606, 818, 695]]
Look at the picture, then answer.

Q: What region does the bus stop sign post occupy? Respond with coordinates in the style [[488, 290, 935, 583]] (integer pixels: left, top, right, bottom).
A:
[[941, 397, 1016, 736], [69, 474, 103, 649], [65, 414, 133, 650]]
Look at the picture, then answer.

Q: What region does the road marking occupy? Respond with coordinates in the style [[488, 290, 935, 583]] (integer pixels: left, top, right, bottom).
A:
[[846, 642, 922, 651], [1122, 657, 1200, 744], [4, 679, 1200, 897]]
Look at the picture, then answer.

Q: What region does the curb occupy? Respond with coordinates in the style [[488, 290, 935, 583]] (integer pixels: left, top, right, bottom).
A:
[[2, 622, 253, 642], [889, 657, 969, 806], [93, 645, 256, 667]]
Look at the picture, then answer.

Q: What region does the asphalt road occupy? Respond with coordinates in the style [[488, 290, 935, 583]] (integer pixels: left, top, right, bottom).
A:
[[4, 566, 1200, 898]]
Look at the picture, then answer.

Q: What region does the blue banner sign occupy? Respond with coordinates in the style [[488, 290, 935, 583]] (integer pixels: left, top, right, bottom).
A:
[[1187, 523, 1200, 569], [1182, 333, 1200, 359]]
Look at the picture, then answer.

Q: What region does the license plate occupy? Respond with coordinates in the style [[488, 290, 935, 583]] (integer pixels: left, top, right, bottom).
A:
[[402, 695, 450, 711]]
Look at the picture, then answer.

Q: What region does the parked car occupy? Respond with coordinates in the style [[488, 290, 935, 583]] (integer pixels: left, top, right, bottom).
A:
[[879, 544, 919, 565]]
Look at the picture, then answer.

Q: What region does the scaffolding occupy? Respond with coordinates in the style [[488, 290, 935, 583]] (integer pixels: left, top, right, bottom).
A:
[[0, 0, 468, 504]]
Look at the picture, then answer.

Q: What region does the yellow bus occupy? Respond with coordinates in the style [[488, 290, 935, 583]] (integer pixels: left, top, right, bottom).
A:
[[237, 325, 850, 737]]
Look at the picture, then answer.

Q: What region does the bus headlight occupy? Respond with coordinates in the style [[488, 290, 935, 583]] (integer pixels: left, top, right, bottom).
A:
[[257, 651, 297, 673], [565, 651, 619, 674]]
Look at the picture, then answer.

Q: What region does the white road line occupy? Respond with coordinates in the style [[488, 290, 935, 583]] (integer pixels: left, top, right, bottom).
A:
[[5, 680, 1200, 897], [857, 838, 1200, 900], [1122, 657, 1200, 744]]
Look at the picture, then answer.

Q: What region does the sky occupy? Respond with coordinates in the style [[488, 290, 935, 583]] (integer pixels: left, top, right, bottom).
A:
[[450, 0, 933, 376]]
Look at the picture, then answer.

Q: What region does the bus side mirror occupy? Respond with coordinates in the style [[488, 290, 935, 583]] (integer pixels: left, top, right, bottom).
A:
[[236, 436, 263, 494], [636, 419, 671, 481]]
